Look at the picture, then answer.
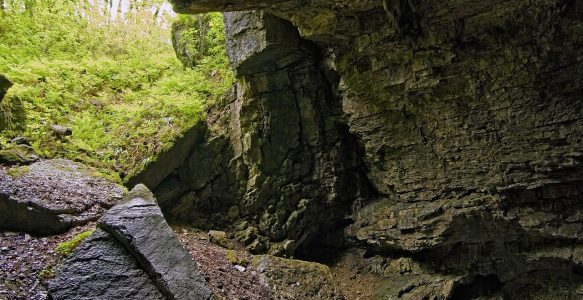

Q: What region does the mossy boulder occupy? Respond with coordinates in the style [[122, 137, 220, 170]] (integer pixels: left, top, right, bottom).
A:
[[0, 144, 39, 165], [252, 255, 344, 300]]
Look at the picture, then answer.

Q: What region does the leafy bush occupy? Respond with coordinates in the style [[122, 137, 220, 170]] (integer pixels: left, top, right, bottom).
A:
[[0, 0, 233, 181]]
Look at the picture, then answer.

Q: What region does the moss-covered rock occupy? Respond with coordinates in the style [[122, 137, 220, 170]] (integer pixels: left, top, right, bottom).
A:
[[0, 144, 39, 165], [252, 255, 344, 300]]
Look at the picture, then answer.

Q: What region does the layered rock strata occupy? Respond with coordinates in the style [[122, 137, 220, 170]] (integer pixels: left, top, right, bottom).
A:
[[140, 0, 583, 298]]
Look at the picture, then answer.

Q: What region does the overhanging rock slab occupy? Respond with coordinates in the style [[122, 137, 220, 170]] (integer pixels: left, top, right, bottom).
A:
[[98, 184, 212, 300]]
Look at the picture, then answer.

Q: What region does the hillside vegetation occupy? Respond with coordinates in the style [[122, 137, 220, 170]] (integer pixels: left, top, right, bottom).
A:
[[0, 0, 233, 181]]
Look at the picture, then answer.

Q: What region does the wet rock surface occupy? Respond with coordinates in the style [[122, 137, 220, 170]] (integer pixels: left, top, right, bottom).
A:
[[155, 0, 583, 298], [0, 159, 125, 235]]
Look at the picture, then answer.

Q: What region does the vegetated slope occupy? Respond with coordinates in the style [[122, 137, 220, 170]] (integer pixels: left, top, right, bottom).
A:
[[0, 0, 233, 181]]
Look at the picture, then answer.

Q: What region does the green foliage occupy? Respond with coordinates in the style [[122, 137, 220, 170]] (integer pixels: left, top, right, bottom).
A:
[[172, 13, 227, 68], [6, 165, 30, 177], [38, 266, 56, 282], [55, 230, 94, 257], [0, 0, 233, 181]]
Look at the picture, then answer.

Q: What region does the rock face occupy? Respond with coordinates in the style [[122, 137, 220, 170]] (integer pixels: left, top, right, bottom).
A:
[[47, 229, 165, 300], [48, 185, 213, 300], [148, 11, 372, 258], [0, 159, 124, 235], [0, 74, 11, 101], [144, 0, 583, 298]]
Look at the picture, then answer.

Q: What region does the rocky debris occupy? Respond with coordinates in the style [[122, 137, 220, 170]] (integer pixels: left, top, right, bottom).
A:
[[98, 184, 213, 300], [0, 159, 125, 235], [0, 144, 39, 165], [50, 125, 72, 136], [177, 228, 275, 299], [0, 224, 95, 300], [48, 229, 164, 300], [48, 185, 213, 300], [177, 227, 349, 300]]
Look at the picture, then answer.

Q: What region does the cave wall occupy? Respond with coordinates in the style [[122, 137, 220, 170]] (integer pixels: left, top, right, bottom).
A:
[[144, 0, 583, 298], [149, 11, 372, 256]]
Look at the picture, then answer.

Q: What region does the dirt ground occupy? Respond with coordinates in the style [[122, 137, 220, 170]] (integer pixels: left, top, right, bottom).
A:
[[0, 224, 95, 300]]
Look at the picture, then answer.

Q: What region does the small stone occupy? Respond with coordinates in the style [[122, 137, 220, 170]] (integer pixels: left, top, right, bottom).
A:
[[208, 230, 231, 249], [234, 265, 246, 272], [51, 125, 72, 136], [10, 137, 31, 146]]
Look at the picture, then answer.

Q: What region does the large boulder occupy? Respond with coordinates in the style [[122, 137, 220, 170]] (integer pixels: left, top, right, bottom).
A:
[[47, 229, 164, 299], [0, 159, 124, 235], [48, 184, 213, 300], [252, 255, 345, 300]]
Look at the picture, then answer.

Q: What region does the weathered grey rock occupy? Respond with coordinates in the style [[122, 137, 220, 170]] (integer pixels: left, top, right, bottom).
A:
[[223, 11, 301, 75], [98, 184, 213, 300], [48, 229, 164, 300], [50, 124, 72, 136], [0, 159, 124, 235], [252, 255, 345, 300], [10, 136, 31, 146], [0, 144, 38, 165]]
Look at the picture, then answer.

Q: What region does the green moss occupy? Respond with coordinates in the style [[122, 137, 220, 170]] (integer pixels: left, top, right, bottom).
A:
[[225, 250, 249, 267], [7, 165, 30, 178], [38, 266, 56, 282], [55, 230, 94, 257]]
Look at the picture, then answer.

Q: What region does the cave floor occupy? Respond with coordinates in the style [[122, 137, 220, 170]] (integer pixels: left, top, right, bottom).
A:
[[175, 225, 381, 300]]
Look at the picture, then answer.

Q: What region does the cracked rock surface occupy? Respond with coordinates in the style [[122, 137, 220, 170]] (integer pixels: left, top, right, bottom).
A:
[[48, 185, 213, 300], [0, 159, 125, 236]]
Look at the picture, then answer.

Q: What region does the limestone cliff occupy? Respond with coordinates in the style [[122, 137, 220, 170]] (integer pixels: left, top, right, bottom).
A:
[[138, 0, 583, 298]]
